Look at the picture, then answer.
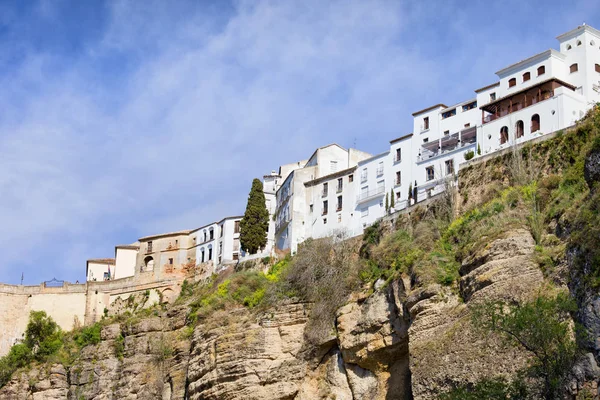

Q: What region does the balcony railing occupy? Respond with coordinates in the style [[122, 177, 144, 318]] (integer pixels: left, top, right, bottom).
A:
[[376, 167, 384, 176], [483, 91, 553, 124], [321, 190, 328, 197], [336, 185, 343, 193], [357, 186, 385, 203], [360, 174, 368, 183]]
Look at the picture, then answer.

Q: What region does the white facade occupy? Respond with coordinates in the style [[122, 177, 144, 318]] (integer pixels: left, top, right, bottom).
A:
[[86, 259, 115, 282], [81, 25, 600, 284]]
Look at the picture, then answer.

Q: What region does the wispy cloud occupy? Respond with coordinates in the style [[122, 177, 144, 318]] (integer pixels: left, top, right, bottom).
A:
[[0, 0, 598, 284]]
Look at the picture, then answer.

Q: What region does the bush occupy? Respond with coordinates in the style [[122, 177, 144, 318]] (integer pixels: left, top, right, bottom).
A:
[[439, 376, 529, 400], [471, 292, 578, 399], [464, 150, 475, 161], [74, 323, 101, 348]]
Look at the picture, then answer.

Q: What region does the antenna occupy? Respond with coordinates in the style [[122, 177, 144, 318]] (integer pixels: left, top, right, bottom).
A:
[[353, 137, 357, 149]]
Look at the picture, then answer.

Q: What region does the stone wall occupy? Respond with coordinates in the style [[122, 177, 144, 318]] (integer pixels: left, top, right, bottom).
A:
[[0, 275, 185, 357]]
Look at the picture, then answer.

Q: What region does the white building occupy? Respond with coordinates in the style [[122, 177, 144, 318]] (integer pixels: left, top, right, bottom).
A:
[[86, 258, 115, 282], [274, 144, 371, 253], [215, 216, 242, 269], [477, 25, 600, 155], [353, 151, 389, 232]]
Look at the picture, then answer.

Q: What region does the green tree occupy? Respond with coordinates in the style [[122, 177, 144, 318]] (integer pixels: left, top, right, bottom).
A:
[[477, 143, 482, 156], [240, 178, 269, 254], [390, 188, 395, 209], [471, 293, 578, 399], [25, 311, 62, 360], [408, 183, 413, 202], [385, 193, 389, 212]]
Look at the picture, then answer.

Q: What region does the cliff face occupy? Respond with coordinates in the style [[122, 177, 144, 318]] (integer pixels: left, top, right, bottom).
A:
[[0, 230, 545, 400]]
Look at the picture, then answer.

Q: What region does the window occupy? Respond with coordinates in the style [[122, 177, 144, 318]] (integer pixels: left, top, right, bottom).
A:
[[233, 238, 240, 250], [423, 138, 429, 143], [423, 117, 429, 130], [337, 214, 342, 223], [168, 258, 173, 265], [203, 231, 207, 242], [175, 239, 178, 247], [322, 200, 328, 215], [209, 229, 214, 240], [537, 65, 545, 76], [516, 120, 524, 138], [395, 148, 401, 162], [464, 123, 471, 128], [233, 253, 239, 261], [309, 204, 313, 213], [396, 191, 401, 200], [445, 159, 454, 175], [147, 241, 153, 253], [218, 256, 222, 264], [208, 248, 213, 261], [523, 72, 531, 82], [490, 92, 496, 101], [337, 195, 342, 211], [567, 44, 572, 50], [508, 77, 516, 88], [577, 40, 582, 46], [234, 221, 240, 233], [337, 178, 343, 193], [442, 108, 456, 119], [349, 174, 354, 182], [596, 64, 600, 73], [570, 63, 579, 73], [201, 249, 205, 263], [323, 218, 327, 224], [361, 168, 368, 182], [361, 208, 369, 218], [322, 182, 328, 197], [426, 166, 435, 181], [103, 272, 110, 281], [444, 130, 449, 135], [377, 180, 385, 192], [330, 161, 338, 173], [219, 242, 222, 255], [220, 227, 224, 237], [376, 162, 384, 176], [531, 114, 540, 133], [462, 101, 477, 111], [500, 126, 509, 144], [395, 171, 401, 186]]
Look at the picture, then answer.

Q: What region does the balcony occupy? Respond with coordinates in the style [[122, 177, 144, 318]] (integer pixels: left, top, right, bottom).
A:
[[376, 167, 384, 177], [336, 185, 343, 193], [481, 78, 574, 125], [360, 174, 368, 183], [417, 126, 477, 162], [321, 189, 328, 197], [357, 186, 385, 203]]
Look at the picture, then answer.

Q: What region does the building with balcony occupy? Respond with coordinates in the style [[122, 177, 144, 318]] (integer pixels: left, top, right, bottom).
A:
[[353, 151, 389, 232], [274, 144, 371, 253]]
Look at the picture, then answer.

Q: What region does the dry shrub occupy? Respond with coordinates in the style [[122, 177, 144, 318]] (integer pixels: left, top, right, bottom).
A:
[[281, 232, 362, 345]]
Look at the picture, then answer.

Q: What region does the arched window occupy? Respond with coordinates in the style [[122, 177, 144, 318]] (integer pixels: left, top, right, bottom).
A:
[[144, 256, 155, 272], [567, 44, 572, 50], [577, 40, 582, 46], [200, 248, 205, 263], [537, 65, 545, 76], [516, 120, 524, 138], [531, 114, 540, 133], [522, 72, 531, 82], [500, 126, 509, 144], [570, 63, 579, 73], [508, 78, 516, 88]]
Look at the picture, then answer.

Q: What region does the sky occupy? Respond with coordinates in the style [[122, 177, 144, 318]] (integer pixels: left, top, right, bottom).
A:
[[0, 0, 598, 285]]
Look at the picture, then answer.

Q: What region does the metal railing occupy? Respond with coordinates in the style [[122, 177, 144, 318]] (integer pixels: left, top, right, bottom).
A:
[[357, 186, 385, 203]]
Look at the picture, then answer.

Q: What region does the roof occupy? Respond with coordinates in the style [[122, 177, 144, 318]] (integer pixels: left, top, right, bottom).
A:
[[87, 258, 115, 265], [441, 98, 476, 113], [115, 244, 139, 250], [556, 24, 600, 41], [495, 49, 564, 77], [139, 230, 192, 241], [217, 215, 244, 224], [411, 103, 447, 117], [305, 143, 347, 166], [480, 77, 576, 112], [474, 82, 500, 93], [357, 150, 390, 166], [390, 133, 413, 144], [304, 166, 357, 186]]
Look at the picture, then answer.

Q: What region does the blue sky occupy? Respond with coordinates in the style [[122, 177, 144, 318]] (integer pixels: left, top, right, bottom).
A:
[[0, 0, 598, 284]]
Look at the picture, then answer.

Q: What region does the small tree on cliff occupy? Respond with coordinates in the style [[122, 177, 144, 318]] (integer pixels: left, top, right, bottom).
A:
[[240, 178, 269, 254]]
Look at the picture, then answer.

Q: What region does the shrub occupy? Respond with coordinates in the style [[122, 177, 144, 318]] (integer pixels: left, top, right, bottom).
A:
[[74, 323, 101, 348], [471, 292, 578, 399], [438, 376, 529, 400], [464, 150, 475, 161]]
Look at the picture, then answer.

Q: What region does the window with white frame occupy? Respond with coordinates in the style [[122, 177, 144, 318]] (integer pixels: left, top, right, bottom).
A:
[[445, 159, 454, 175], [395, 171, 401, 186], [376, 161, 384, 176], [361, 208, 369, 218], [426, 166, 435, 181], [361, 168, 368, 182]]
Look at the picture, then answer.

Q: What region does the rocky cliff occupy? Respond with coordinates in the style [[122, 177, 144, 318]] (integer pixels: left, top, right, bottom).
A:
[[2, 109, 600, 399]]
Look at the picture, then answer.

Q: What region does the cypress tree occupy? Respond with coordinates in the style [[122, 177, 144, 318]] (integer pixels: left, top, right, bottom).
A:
[[385, 193, 389, 212], [240, 178, 269, 254], [390, 188, 395, 209]]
